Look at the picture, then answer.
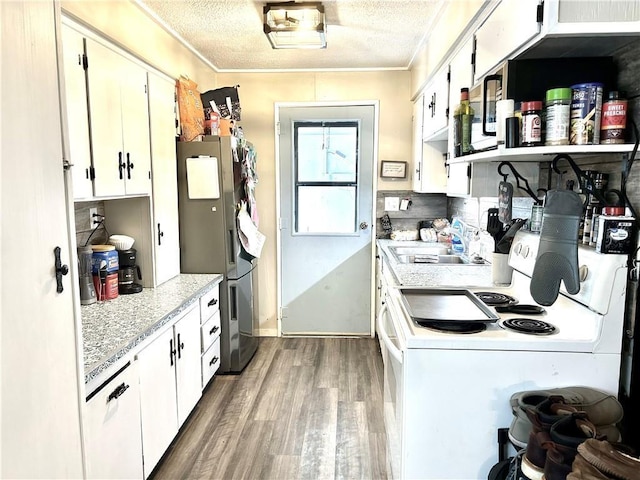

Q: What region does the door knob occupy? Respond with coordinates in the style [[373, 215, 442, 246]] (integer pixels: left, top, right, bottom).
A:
[[360, 222, 369, 230]]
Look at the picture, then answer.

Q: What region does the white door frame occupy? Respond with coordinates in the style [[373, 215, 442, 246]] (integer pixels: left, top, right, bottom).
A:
[[274, 101, 380, 337]]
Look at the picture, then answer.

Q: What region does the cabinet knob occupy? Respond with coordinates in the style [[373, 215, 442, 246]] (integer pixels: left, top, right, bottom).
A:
[[209, 325, 220, 336], [126, 153, 134, 180], [107, 383, 130, 402], [118, 152, 125, 180], [208, 298, 218, 307], [157, 223, 164, 246], [54, 246, 69, 293], [209, 356, 219, 367]]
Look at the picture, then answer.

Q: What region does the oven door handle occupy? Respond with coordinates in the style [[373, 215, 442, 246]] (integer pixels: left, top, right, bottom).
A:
[[377, 304, 403, 365]]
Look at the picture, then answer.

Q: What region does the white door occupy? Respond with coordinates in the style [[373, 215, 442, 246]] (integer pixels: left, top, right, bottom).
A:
[[61, 23, 93, 199], [278, 104, 376, 335], [137, 326, 179, 476], [1, 1, 84, 477], [148, 72, 180, 285]]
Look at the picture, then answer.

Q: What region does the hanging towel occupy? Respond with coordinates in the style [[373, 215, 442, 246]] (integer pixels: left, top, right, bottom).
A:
[[237, 201, 265, 259]]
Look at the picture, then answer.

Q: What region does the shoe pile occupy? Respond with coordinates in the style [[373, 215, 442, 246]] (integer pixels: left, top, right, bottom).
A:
[[508, 387, 624, 480]]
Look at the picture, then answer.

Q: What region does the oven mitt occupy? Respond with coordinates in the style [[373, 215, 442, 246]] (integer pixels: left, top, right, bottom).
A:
[[530, 190, 582, 306]]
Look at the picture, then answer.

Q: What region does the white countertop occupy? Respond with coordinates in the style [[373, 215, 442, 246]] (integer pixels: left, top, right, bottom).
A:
[[81, 273, 223, 387], [376, 239, 495, 287]]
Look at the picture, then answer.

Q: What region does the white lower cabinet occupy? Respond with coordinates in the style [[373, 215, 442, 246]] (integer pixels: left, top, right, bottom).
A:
[[84, 362, 143, 479], [137, 303, 202, 477]]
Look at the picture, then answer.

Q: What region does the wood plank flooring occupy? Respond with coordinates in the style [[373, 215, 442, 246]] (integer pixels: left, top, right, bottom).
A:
[[151, 337, 389, 480]]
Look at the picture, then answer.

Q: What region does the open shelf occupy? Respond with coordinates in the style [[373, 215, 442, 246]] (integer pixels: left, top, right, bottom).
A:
[[447, 143, 635, 164]]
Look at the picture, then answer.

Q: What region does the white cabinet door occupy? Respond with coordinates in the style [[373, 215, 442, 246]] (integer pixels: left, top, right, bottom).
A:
[[85, 38, 125, 197], [61, 24, 93, 199], [411, 96, 425, 192], [148, 72, 180, 285], [2, 2, 84, 477], [85, 37, 151, 197], [137, 303, 202, 476], [137, 326, 178, 477], [175, 305, 202, 426], [84, 363, 143, 479], [474, 0, 542, 83], [423, 66, 450, 139], [413, 96, 447, 194], [448, 37, 474, 161], [120, 59, 152, 195], [446, 162, 471, 197]]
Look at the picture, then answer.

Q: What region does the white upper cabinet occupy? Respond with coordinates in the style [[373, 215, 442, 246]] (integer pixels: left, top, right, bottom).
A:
[[61, 24, 93, 199], [412, 96, 447, 194], [474, 0, 542, 84], [148, 72, 180, 286], [422, 65, 450, 141], [85, 37, 151, 197]]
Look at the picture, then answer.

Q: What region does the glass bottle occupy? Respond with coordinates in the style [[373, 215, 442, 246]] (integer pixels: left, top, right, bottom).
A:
[[453, 88, 474, 156]]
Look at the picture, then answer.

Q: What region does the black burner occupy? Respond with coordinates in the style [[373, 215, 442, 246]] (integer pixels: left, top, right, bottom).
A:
[[475, 291, 517, 307], [501, 318, 557, 335], [416, 321, 487, 334]]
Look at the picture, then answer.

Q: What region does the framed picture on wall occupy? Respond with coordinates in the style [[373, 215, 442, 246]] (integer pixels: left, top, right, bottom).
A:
[[380, 161, 407, 179]]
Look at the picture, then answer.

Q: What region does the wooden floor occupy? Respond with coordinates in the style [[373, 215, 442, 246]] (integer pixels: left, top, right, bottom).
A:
[[151, 337, 389, 480]]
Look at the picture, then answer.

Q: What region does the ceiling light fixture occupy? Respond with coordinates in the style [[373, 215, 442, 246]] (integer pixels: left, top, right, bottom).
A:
[[263, 2, 326, 49]]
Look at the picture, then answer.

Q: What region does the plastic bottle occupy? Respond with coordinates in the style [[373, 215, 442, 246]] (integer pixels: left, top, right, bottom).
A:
[[521, 101, 543, 146], [453, 88, 474, 157], [545, 88, 571, 146]]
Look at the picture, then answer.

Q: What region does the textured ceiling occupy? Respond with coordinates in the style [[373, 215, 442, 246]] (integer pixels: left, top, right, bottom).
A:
[[136, 0, 444, 71]]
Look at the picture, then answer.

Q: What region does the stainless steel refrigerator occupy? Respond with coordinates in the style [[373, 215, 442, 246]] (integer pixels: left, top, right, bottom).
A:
[[176, 136, 259, 373]]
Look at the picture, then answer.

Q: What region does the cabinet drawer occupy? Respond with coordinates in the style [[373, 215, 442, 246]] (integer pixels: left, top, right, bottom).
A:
[[199, 286, 220, 323], [84, 362, 143, 479], [200, 309, 221, 353], [202, 337, 221, 389]]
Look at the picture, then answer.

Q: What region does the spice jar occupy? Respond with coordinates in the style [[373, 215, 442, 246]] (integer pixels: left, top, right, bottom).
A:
[[600, 91, 627, 144], [545, 88, 571, 146], [521, 101, 543, 146]]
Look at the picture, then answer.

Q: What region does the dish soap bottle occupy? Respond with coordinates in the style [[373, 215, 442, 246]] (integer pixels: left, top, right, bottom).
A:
[[453, 87, 474, 157]]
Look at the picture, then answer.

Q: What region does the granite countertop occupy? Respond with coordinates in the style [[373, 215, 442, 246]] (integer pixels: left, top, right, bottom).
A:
[[82, 273, 223, 386], [377, 239, 495, 287]]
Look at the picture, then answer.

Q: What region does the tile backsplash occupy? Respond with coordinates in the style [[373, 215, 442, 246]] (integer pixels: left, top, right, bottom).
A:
[[376, 191, 447, 238]]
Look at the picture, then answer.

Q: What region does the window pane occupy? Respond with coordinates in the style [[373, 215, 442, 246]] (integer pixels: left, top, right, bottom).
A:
[[297, 186, 356, 233], [296, 124, 357, 183]]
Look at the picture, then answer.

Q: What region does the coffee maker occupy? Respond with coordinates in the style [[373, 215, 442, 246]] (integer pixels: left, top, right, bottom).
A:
[[78, 246, 97, 304], [117, 248, 143, 294]]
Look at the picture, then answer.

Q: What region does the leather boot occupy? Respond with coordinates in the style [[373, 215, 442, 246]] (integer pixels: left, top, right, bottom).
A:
[[542, 413, 599, 480], [521, 396, 574, 480]]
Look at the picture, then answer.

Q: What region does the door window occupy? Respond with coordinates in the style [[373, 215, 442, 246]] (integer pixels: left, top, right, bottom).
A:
[[293, 121, 359, 234]]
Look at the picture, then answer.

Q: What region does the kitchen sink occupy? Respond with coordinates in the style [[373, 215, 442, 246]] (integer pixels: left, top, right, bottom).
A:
[[389, 246, 488, 265]]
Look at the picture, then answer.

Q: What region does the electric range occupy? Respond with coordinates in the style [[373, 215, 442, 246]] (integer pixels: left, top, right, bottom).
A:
[[378, 230, 629, 480]]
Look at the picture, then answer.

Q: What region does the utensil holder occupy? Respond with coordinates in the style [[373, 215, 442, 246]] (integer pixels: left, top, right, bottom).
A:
[[492, 253, 513, 285]]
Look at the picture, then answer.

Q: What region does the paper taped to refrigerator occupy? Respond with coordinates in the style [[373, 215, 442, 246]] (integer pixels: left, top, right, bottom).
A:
[[186, 156, 220, 199]]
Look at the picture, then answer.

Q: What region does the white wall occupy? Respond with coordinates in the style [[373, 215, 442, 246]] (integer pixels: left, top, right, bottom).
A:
[[216, 71, 412, 335]]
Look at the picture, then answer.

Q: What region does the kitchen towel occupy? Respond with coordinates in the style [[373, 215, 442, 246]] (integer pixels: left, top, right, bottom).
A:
[[237, 201, 265, 259], [530, 190, 582, 305]]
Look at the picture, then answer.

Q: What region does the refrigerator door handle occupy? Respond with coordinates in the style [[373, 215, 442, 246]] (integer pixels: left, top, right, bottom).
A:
[[228, 229, 236, 264], [229, 284, 238, 321]]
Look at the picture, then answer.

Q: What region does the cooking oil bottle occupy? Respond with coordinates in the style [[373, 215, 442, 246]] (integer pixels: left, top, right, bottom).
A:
[[453, 87, 474, 156]]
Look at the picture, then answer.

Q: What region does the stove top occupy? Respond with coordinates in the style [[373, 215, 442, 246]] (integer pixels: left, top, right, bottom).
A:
[[475, 291, 517, 307], [500, 318, 557, 335]]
